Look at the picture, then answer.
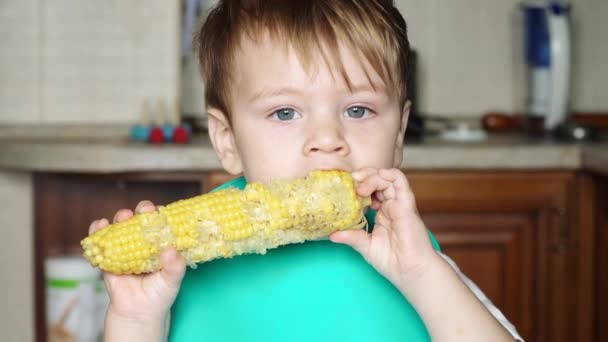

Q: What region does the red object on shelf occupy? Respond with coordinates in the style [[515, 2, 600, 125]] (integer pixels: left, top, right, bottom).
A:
[[149, 127, 165, 144], [172, 126, 190, 144]]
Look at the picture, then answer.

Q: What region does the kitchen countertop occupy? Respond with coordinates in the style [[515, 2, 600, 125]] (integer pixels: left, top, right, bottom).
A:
[[0, 125, 606, 175]]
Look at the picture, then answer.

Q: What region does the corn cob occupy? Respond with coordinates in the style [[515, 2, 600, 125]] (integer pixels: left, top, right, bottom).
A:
[[81, 170, 370, 274]]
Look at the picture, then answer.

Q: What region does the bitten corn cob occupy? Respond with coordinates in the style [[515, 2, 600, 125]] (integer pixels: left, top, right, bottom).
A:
[[81, 170, 370, 274]]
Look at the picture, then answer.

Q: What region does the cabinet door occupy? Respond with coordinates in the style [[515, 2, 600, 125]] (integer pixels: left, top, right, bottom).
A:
[[407, 171, 578, 342], [34, 172, 204, 342], [597, 177, 608, 342], [34, 173, 204, 254]]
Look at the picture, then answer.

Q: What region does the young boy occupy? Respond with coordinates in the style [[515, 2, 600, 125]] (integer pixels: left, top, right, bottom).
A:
[[90, 0, 522, 340]]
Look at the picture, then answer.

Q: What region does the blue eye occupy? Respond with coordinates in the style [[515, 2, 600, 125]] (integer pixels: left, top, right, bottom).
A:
[[345, 106, 370, 118], [272, 108, 298, 121]]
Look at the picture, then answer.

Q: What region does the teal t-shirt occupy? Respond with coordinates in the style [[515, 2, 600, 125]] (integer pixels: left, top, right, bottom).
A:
[[169, 177, 440, 341]]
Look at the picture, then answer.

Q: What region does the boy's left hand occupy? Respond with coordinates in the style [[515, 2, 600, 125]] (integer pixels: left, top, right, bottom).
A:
[[330, 168, 440, 289]]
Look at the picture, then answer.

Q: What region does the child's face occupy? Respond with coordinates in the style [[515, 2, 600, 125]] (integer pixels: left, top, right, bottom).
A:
[[209, 36, 409, 183]]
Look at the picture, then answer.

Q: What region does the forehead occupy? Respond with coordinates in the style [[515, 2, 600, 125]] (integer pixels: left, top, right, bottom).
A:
[[231, 35, 387, 98]]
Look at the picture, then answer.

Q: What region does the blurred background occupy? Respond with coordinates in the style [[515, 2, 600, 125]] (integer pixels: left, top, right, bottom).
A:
[[1, 1, 607, 341], [0, 0, 606, 124]]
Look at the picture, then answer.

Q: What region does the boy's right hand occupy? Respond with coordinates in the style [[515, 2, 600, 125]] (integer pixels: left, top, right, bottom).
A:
[[89, 200, 186, 323]]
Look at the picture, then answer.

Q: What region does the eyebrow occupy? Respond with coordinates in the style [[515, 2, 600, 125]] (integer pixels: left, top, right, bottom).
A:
[[248, 83, 386, 103], [249, 87, 303, 103]]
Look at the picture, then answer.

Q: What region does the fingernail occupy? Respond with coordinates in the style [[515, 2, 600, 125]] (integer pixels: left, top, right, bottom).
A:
[[352, 171, 363, 181]]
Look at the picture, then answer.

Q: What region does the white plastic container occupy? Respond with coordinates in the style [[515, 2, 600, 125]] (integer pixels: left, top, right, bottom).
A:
[[96, 279, 110, 341], [45, 256, 102, 342]]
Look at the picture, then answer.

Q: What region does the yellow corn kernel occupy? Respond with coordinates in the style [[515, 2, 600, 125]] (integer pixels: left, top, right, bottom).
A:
[[81, 170, 370, 274]]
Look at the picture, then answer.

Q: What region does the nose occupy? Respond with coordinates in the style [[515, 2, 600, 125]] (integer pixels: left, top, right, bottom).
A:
[[303, 118, 350, 157]]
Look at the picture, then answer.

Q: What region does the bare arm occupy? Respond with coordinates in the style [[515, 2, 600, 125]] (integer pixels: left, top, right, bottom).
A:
[[396, 253, 515, 341], [331, 168, 516, 342], [104, 311, 166, 342], [438, 252, 523, 341]]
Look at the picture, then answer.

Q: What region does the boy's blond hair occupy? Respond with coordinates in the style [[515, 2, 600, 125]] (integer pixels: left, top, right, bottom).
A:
[[194, 0, 410, 122]]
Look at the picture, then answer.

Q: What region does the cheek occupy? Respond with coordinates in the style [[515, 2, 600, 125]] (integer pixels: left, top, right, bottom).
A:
[[234, 116, 278, 147], [347, 119, 400, 166], [248, 123, 304, 156], [351, 135, 396, 167], [233, 120, 303, 179]]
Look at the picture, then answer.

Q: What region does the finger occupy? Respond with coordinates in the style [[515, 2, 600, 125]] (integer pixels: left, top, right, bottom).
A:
[[113, 209, 133, 223], [378, 168, 416, 209], [88, 220, 99, 235], [367, 192, 382, 210], [360, 169, 411, 203], [352, 167, 378, 182], [374, 191, 386, 202], [375, 211, 390, 227], [88, 218, 109, 235], [329, 229, 371, 258], [135, 200, 156, 214], [378, 168, 409, 193], [158, 248, 186, 291], [356, 172, 394, 198], [370, 199, 382, 210]]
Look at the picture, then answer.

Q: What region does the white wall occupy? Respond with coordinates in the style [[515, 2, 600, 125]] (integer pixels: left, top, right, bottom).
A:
[[0, 171, 33, 342], [1, 0, 606, 123], [396, 0, 608, 117], [0, 0, 41, 123], [0, 0, 180, 124]]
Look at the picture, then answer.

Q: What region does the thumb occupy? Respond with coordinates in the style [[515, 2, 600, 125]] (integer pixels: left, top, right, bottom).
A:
[[159, 248, 186, 290], [330, 229, 371, 258]]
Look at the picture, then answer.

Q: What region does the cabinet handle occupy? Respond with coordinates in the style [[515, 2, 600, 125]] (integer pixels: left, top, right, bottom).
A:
[[552, 207, 568, 254]]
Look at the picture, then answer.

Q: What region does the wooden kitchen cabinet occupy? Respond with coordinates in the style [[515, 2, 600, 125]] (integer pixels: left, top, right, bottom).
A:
[[33, 172, 206, 342], [33, 170, 598, 342], [407, 171, 594, 342], [596, 176, 608, 342]]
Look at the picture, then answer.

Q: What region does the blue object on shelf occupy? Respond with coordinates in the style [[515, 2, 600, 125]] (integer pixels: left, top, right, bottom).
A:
[[163, 124, 176, 141], [130, 125, 151, 142], [524, 5, 550, 68]]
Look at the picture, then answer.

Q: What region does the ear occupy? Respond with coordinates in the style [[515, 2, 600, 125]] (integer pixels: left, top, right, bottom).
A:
[[392, 100, 411, 168], [207, 108, 243, 175]]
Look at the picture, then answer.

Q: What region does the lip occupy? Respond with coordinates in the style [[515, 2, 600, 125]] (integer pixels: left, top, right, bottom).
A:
[[301, 159, 354, 176], [309, 164, 352, 172]]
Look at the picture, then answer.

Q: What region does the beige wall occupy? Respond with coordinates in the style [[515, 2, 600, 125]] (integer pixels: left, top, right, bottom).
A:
[[1, 0, 606, 122], [396, 0, 608, 117], [0, 172, 34, 342], [0, 0, 180, 124]]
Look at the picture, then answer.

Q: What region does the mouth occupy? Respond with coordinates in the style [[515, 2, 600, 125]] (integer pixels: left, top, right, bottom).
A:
[[310, 164, 352, 173], [315, 167, 347, 171], [299, 160, 354, 178]]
